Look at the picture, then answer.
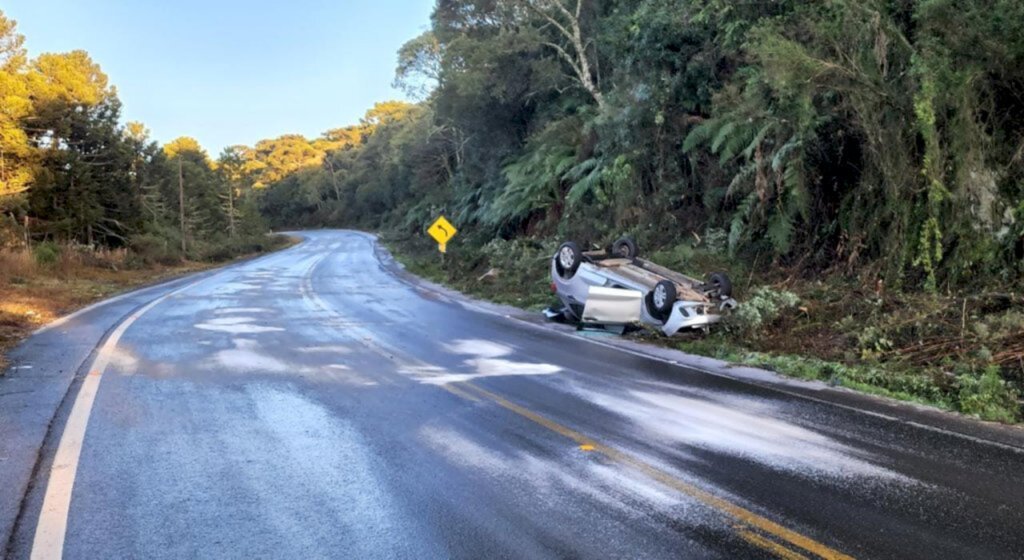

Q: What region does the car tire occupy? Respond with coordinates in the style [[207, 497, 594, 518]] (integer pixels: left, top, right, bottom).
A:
[[554, 242, 582, 279], [706, 272, 732, 298], [646, 280, 677, 321], [612, 236, 639, 259]]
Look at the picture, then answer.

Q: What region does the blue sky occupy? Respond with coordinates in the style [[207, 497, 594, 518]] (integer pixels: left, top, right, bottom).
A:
[[3, 0, 435, 154]]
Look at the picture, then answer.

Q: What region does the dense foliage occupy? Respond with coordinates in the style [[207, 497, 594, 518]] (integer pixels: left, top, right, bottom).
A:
[[255, 0, 1023, 294]]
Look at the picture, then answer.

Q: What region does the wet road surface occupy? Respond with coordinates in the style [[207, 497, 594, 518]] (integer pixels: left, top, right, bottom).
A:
[[6, 230, 1024, 559]]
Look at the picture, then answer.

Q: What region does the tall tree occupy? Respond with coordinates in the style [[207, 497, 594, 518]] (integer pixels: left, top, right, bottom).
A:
[[519, 0, 604, 109], [0, 12, 32, 200]]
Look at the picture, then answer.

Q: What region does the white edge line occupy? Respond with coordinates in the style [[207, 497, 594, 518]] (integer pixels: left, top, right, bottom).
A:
[[27, 240, 308, 558], [28, 278, 211, 559], [31, 291, 136, 336]]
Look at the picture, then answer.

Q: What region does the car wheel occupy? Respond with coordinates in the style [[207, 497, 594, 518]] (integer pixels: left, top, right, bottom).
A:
[[554, 242, 582, 279], [646, 280, 677, 320], [612, 236, 639, 259], [706, 272, 732, 298]]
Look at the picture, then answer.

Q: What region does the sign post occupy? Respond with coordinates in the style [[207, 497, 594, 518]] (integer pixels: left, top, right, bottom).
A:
[[427, 216, 457, 255]]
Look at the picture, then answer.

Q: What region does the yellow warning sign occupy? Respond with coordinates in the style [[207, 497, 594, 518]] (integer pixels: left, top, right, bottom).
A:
[[427, 215, 457, 253]]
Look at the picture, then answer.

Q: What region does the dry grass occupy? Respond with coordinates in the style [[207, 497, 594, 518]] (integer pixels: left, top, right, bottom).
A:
[[0, 247, 213, 371]]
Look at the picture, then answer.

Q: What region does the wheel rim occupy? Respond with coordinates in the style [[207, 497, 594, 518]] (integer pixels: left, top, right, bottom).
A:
[[558, 247, 575, 269], [653, 285, 667, 308]]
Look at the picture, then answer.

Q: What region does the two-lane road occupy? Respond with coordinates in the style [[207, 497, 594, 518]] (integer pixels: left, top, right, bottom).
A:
[[7, 230, 1024, 559]]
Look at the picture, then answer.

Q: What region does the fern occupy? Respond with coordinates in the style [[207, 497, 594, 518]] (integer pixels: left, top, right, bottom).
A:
[[771, 137, 802, 173], [725, 162, 755, 199], [767, 207, 794, 253], [718, 122, 758, 164], [729, 191, 759, 253], [565, 158, 604, 208], [682, 118, 721, 153], [711, 121, 737, 153], [782, 162, 810, 221], [742, 122, 775, 160]]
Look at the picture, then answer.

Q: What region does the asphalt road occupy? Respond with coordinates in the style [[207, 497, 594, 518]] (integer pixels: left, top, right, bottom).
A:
[[5, 230, 1024, 559]]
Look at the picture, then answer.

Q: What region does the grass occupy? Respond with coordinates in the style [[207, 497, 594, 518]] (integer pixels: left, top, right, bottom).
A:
[[0, 235, 294, 372], [383, 232, 1023, 424]]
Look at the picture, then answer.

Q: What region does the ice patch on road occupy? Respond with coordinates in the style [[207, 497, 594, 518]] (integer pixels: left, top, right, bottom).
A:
[[214, 307, 274, 315], [575, 386, 909, 482], [200, 316, 258, 325], [234, 385, 420, 556], [420, 425, 506, 473], [446, 339, 510, 358], [196, 323, 284, 334], [318, 364, 379, 386], [412, 339, 561, 385], [213, 339, 291, 373], [207, 340, 377, 386], [297, 345, 353, 354], [195, 314, 284, 334], [212, 281, 261, 294], [418, 424, 703, 522]]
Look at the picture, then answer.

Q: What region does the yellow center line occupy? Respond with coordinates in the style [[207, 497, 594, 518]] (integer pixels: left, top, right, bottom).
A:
[[738, 529, 811, 560], [441, 383, 482, 402], [457, 382, 854, 560]]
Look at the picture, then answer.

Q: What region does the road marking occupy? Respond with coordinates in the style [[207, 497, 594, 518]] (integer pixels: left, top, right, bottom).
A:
[[738, 529, 809, 560], [579, 444, 596, 452], [459, 383, 854, 560], [441, 383, 481, 402], [30, 277, 208, 560]]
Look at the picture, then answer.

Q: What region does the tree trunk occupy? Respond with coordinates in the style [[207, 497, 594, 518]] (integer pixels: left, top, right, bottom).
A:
[[325, 158, 342, 201], [227, 183, 236, 239], [178, 158, 186, 253], [527, 0, 605, 110]]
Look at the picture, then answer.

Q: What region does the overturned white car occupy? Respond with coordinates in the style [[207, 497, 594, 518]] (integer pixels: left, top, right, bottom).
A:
[[549, 236, 737, 335]]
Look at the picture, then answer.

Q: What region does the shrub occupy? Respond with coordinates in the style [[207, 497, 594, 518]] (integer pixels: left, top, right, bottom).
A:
[[129, 234, 181, 266], [649, 244, 695, 272], [703, 227, 729, 255], [479, 238, 555, 285], [473, 237, 556, 308], [33, 242, 60, 266], [856, 326, 895, 360], [957, 367, 1021, 423], [727, 286, 800, 336]]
